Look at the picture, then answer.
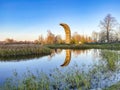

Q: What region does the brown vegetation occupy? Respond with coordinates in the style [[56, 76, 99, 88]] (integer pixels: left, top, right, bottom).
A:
[[34, 31, 93, 45]]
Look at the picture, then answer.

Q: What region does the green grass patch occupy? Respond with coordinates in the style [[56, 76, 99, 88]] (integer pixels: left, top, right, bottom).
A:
[[0, 65, 91, 90], [0, 44, 52, 60], [46, 43, 120, 50], [1, 61, 120, 90], [104, 82, 120, 90]]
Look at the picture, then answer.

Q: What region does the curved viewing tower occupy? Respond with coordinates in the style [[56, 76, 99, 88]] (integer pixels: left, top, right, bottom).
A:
[[60, 23, 71, 44], [61, 49, 71, 67]]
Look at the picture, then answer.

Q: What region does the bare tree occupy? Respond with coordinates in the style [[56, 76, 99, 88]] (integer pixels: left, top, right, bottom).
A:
[[5, 38, 14, 43], [54, 35, 62, 44], [100, 14, 117, 43], [92, 31, 99, 42], [99, 31, 107, 42], [46, 30, 55, 44], [116, 24, 120, 42], [38, 35, 44, 44]]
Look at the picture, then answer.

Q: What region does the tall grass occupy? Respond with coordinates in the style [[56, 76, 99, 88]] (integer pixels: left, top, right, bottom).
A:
[[0, 62, 119, 90], [46, 43, 120, 50], [0, 46, 120, 89], [103, 82, 120, 90], [1, 61, 120, 90], [1, 65, 91, 90], [0, 44, 52, 60]]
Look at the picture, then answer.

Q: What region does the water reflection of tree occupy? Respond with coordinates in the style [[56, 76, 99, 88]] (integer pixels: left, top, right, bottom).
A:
[[47, 49, 71, 66], [48, 49, 62, 60], [48, 49, 92, 66], [72, 49, 90, 57], [87, 50, 120, 88], [54, 49, 62, 54], [92, 49, 100, 60], [100, 50, 120, 71]]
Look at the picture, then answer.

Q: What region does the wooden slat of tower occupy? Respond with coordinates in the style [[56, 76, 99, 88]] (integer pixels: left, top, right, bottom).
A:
[[60, 23, 71, 44]]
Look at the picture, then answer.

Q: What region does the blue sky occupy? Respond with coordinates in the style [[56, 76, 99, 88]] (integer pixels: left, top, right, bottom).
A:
[[0, 0, 120, 41]]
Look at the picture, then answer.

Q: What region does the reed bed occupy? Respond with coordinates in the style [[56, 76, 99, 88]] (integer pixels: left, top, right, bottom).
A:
[[1, 62, 120, 90], [0, 44, 52, 59], [46, 43, 120, 50], [103, 82, 120, 90], [0, 45, 120, 89], [0, 65, 91, 90]]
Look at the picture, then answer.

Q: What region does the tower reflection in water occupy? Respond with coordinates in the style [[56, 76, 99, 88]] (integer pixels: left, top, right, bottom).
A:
[[49, 49, 90, 67], [61, 49, 71, 67]]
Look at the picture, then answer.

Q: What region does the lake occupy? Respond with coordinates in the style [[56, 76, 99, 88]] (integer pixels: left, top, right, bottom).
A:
[[0, 49, 120, 89]]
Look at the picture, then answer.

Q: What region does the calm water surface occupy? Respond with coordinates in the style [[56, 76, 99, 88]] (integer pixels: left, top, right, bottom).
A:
[[0, 49, 120, 89]]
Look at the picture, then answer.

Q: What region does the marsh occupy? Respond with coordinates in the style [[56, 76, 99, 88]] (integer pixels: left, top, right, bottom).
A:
[[0, 49, 120, 89]]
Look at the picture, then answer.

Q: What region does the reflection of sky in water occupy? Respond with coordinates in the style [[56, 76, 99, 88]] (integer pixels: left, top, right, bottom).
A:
[[0, 49, 100, 84]]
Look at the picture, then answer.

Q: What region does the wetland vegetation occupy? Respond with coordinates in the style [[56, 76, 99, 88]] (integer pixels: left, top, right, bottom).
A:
[[46, 43, 120, 50], [0, 49, 120, 90], [0, 44, 52, 60], [1, 0, 120, 89]]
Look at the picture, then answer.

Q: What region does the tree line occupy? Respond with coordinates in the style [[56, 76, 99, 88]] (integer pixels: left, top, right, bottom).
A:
[[2, 14, 119, 44], [2, 31, 92, 44], [34, 30, 92, 44], [92, 14, 120, 43]]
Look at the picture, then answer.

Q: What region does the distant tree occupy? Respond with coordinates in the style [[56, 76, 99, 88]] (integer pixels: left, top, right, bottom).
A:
[[54, 35, 62, 44], [34, 40, 39, 44], [115, 24, 120, 42], [81, 35, 85, 43], [92, 31, 99, 42], [46, 30, 55, 44], [99, 31, 107, 42], [71, 32, 92, 44], [38, 35, 44, 44], [99, 14, 117, 43], [5, 38, 14, 43], [87, 36, 93, 43], [71, 32, 81, 44], [118, 25, 120, 41]]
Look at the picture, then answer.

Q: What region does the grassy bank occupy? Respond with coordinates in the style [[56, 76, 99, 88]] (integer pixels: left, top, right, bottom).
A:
[[0, 66, 91, 90], [1, 43, 120, 60], [46, 43, 120, 50], [0, 49, 120, 89], [104, 82, 120, 90], [0, 44, 52, 60], [1, 63, 119, 90]]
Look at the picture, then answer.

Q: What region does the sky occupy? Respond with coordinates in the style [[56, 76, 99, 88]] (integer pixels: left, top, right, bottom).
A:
[[0, 0, 120, 41]]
